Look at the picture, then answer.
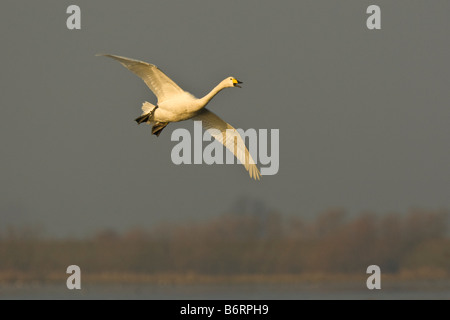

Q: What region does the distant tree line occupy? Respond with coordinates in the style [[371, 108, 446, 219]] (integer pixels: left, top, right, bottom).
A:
[[0, 209, 449, 280]]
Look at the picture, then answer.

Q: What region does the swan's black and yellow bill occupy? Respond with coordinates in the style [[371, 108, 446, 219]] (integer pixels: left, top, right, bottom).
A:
[[232, 78, 243, 88]]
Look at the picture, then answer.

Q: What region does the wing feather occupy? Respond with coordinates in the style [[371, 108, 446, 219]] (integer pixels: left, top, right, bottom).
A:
[[193, 109, 261, 180], [98, 54, 184, 103]]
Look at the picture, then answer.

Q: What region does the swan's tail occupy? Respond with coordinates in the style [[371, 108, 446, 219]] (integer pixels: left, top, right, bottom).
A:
[[135, 101, 156, 124]]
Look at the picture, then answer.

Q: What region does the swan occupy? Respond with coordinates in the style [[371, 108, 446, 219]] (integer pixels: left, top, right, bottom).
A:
[[98, 54, 261, 180]]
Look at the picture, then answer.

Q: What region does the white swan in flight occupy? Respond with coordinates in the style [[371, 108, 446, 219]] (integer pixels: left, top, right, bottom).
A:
[[98, 54, 260, 180]]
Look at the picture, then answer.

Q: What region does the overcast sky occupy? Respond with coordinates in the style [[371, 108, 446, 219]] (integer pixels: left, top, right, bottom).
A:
[[1, 1, 449, 237]]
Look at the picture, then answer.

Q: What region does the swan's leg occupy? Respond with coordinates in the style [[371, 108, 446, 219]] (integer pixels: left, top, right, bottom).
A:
[[134, 113, 150, 124], [152, 122, 168, 137], [134, 105, 158, 124]]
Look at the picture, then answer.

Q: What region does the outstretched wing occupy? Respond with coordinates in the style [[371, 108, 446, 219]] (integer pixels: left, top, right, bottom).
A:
[[98, 54, 185, 103], [192, 109, 261, 180]]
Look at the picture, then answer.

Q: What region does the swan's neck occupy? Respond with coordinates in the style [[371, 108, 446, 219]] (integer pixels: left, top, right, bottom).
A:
[[198, 82, 226, 107]]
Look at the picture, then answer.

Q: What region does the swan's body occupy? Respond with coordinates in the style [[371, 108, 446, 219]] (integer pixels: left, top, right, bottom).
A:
[[152, 92, 199, 122], [98, 54, 260, 180]]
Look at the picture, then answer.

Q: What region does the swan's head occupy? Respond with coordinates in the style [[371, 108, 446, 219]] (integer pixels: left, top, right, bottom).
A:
[[224, 77, 243, 88]]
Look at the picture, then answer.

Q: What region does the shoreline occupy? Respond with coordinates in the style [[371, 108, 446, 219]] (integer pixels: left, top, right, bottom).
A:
[[1, 270, 449, 286]]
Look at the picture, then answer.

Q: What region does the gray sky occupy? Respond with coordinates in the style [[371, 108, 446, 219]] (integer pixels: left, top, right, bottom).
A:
[[1, 1, 449, 237]]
